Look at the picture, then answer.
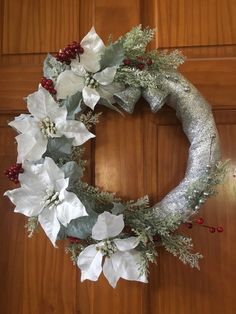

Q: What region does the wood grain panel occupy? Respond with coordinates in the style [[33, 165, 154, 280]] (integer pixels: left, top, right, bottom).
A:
[[180, 59, 236, 109], [175, 45, 236, 59], [0, 120, 24, 314], [155, 0, 236, 48], [2, 0, 80, 54], [93, 0, 141, 41], [22, 233, 77, 314], [0, 65, 42, 111], [141, 0, 236, 57]]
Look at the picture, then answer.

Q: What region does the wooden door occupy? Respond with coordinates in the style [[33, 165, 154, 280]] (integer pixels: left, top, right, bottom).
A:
[[0, 1, 235, 313]]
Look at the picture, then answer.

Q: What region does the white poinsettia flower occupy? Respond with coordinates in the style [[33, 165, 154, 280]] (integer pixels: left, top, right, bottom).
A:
[[55, 27, 122, 110], [77, 211, 147, 288], [55, 61, 121, 110], [4, 157, 88, 246], [9, 87, 94, 163]]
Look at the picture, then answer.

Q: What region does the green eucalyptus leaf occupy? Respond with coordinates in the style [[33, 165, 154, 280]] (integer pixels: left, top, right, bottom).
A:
[[111, 202, 125, 215], [62, 91, 83, 119], [43, 53, 67, 79], [75, 191, 113, 215], [45, 136, 73, 160], [57, 224, 67, 240], [61, 161, 83, 186], [66, 214, 98, 239], [100, 42, 125, 69]]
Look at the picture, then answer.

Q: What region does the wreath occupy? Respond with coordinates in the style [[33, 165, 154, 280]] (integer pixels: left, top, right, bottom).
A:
[[4, 26, 227, 288]]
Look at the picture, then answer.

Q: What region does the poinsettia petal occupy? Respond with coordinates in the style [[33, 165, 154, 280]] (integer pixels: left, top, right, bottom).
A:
[[114, 237, 139, 251], [16, 133, 47, 163], [93, 66, 117, 86], [27, 87, 59, 120], [70, 60, 87, 76], [119, 250, 148, 283], [82, 86, 100, 110], [103, 256, 121, 288], [79, 50, 101, 73], [38, 207, 61, 247], [49, 106, 67, 124], [57, 190, 87, 226], [55, 70, 84, 99], [54, 178, 69, 192], [56, 120, 95, 146], [43, 157, 65, 183], [19, 164, 47, 193], [92, 212, 124, 240], [9, 114, 37, 134], [4, 188, 43, 217], [77, 245, 103, 282], [81, 27, 105, 54]]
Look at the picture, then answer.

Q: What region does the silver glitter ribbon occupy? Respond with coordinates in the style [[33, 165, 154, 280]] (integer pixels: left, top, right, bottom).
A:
[[115, 71, 221, 221], [114, 86, 169, 113]]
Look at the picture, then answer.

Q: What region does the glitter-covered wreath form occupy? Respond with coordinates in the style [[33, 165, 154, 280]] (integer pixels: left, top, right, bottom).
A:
[[4, 26, 227, 288]]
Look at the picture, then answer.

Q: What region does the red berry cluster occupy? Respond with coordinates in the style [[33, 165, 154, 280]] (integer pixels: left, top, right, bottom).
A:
[[123, 56, 153, 70], [41, 77, 57, 95], [56, 41, 84, 65], [185, 217, 224, 233], [68, 236, 81, 244], [5, 163, 24, 184]]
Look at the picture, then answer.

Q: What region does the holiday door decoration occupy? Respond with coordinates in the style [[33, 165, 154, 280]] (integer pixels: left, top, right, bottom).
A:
[[4, 26, 227, 288]]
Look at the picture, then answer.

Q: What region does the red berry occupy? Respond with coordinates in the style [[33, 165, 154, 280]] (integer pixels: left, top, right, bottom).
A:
[[123, 58, 131, 66], [41, 77, 57, 95], [217, 226, 224, 233], [68, 236, 80, 244], [137, 63, 145, 70], [5, 163, 23, 184], [47, 79, 53, 85], [196, 217, 204, 225], [78, 46, 84, 54], [209, 227, 216, 233], [56, 41, 83, 64], [186, 222, 193, 229], [146, 58, 153, 66]]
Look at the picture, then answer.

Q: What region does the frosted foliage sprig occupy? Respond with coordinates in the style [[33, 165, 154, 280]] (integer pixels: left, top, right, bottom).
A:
[[78, 111, 102, 130], [147, 49, 186, 70], [25, 217, 39, 238], [115, 67, 162, 90], [74, 181, 120, 205], [119, 25, 155, 58], [65, 242, 85, 265], [162, 234, 203, 269], [132, 228, 157, 276], [124, 208, 182, 238]]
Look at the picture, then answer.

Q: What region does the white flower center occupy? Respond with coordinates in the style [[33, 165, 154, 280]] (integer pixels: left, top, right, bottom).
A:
[[41, 187, 60, 210], [39, 117, 57, 138], [97, 239, 117, 257], [84, 73, 99, 88]]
